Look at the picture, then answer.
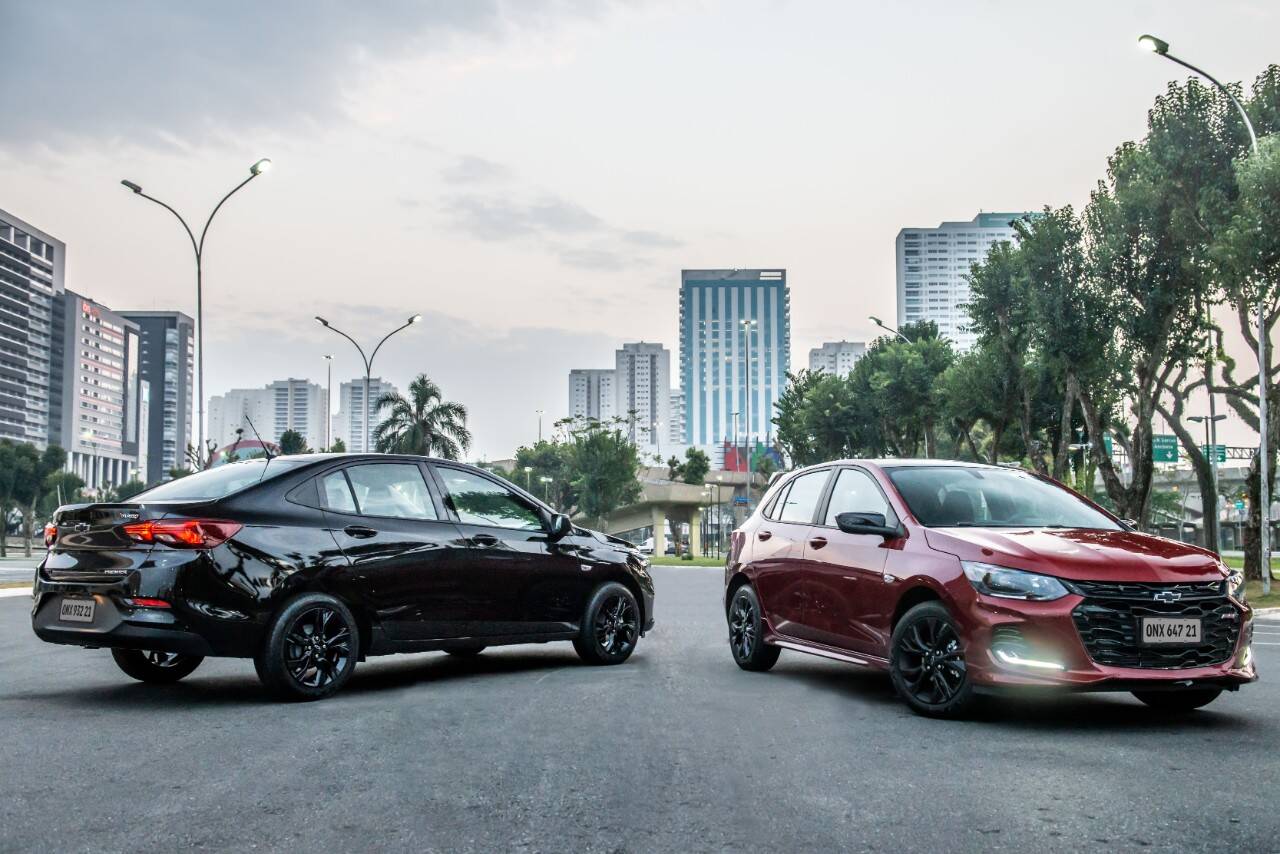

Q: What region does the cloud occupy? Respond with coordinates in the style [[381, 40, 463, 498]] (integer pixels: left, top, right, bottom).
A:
[[442, 193, 603, 241], [440, 155, 513, 185], [0, 0, 612, 150]]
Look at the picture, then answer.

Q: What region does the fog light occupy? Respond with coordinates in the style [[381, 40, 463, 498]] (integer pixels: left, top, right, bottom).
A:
[[994, 648, 1066, 671], [1240, 646, 1253, 668]]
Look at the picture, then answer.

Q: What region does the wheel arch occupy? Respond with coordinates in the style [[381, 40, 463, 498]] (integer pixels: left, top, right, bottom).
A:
[[725, 571, 752, 615], [891, 584, 944, 632]]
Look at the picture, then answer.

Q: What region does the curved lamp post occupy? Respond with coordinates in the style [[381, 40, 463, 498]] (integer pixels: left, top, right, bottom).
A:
[[323, 354, 334, 451], [1139, 33, 1271, 590], [869, 315, 912, 344], [315, 314, 421, 453], [121, 158, 271, 465]]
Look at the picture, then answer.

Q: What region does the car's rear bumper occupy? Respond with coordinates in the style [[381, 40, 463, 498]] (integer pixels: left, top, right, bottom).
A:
[[959, 590, 1256, 692], [32, 593, 215, 656]]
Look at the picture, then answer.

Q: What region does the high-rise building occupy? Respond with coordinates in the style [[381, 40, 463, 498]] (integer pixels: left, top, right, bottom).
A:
[[615, 342, 670, 448], [122, 311, 194, 484], [0, 209, 65, 449], [809, 340, 866, 375], [668, 389, 685, 445], [896, 212, 1031, 350], [567, 369, 616, 423], [333, 377, 398, 453], [680, 269, 790, 446], [50, 292, 144, 489], [209, 379, 327, 451]]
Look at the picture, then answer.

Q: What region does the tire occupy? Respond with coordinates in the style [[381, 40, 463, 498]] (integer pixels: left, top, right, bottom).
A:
[[727, 585, 781, 672], [255, 593, 360, 701], [573, 582, 640, 665], [444, 644, 486, 658], [1132, 688, 1223, 712], [111, 648, 203, 683], [890, 601, 976, 718]]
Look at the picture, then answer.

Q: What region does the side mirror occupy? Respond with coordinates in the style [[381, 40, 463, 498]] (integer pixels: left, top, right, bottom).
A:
[[547, 513, 573, 541], [835, 512, 901, 539]]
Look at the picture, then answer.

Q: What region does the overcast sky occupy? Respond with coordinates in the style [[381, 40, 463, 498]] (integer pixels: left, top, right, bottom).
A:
[[2, 0, 1277, 459]]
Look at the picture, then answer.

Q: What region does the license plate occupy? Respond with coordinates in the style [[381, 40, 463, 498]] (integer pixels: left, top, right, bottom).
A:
[[58, 598, 95, 623], [1141, 617, 1201, 645]]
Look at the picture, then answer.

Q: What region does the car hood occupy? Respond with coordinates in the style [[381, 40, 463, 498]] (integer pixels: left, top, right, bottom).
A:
[[923, 527, 1226, 583]]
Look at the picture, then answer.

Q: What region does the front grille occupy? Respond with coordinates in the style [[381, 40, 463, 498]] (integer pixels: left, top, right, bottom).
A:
[[1071, 582, 1240, 669]]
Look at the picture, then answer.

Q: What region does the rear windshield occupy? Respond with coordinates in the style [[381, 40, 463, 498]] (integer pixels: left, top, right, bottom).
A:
[[884, 465, 1121, 530], [133, 458, 309, 502]]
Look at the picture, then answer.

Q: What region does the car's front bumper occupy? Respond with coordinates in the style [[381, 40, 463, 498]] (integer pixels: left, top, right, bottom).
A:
[[958, 591, 1256, 693]]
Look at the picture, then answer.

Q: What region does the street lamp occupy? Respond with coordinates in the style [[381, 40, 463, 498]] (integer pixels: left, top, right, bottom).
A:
[[315, 314, 421, 453], [1190, 414, 1228, 553], [121, 158, 272, 463], [1139, 33, 1271, 590], [523, 465, 533, 491], [536, 409, 544, 443], [322, 354, 333, 451], [539, 475, 552, 503], [869, 315, 912, 344], [715, 474, 725, 558]]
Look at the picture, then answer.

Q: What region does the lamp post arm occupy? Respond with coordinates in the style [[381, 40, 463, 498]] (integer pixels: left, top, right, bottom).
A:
[[1163, 53, 1259, 153], [198, 173, 258, 256], [321, 323, 371, 375], [368, 319, 416, 368], [136, 193, 199, 260]]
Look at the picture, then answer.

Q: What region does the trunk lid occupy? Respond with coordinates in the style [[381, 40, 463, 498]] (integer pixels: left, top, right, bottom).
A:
[[42, 502, 189, 581]]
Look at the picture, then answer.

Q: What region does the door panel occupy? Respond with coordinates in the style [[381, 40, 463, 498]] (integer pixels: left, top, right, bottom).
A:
[[802, 467, 897, 656], [321, 463, 473, 641], [433, 465, 586, 635], [753, 468, 832, 639]]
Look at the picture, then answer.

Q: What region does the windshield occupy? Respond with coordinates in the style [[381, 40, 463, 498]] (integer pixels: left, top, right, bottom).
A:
[[132, 458, 309, 502], [884, 465, 1121, 530]]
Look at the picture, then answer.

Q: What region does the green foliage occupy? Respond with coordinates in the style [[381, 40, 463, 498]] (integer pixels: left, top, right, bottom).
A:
[[374, 374, 471, 459], [115, 479, 147, 500], [278, 430, 309, 455], [327, 438, 347, 453], [667, 447, 710, 484], [513, 439, 575, 509], [562, 417, 641, 525], [168, 467, 193, 480]]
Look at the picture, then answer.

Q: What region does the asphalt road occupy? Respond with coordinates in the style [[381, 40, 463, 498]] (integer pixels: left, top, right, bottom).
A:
[[1, 567, 1277, 852]]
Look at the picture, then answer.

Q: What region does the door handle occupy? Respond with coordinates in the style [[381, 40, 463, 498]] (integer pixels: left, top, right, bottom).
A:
[[343, 525, 377, 539], [757, 530, 772, 541], [470, 533, 500, 547], [809, 536, 828, 550]]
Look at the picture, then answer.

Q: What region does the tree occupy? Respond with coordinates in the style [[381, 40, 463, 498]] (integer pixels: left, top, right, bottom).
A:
[[327, 438, 347, 453], [22, 445, 66, 556], [667, 447, 710, 485], [563, 417, 641, 527], [513, 439, 575, 510], [38, 471, 84, 518], [938, 343, 1018, 463], [774, 369, 825, 466], [278, 430, 309, 455], [116, 479, 147, 500], [185, 439, 218, 472], [373, 374, 471, 459], [168, 467, 193, 480]]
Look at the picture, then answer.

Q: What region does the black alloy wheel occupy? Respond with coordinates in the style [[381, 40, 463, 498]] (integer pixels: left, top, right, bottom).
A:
[[728, 585, 780, 671], [111, 648, 204, 683], [890, 601, 975, 718], [574, 582, 640, 665], [256, 593, 360, 701]]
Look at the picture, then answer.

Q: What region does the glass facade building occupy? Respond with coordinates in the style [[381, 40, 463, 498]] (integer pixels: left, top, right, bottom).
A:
[[679, 269, 790, 446]]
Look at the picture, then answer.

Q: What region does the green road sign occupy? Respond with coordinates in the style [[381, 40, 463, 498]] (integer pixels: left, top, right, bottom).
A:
[[1152, 434, 1178, 463], [1103, 435, 1113, 456], [1199, 444, 1227, 463]]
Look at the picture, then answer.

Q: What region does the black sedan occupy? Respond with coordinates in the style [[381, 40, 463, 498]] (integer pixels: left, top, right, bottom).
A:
[[32, 454, 655, 701]]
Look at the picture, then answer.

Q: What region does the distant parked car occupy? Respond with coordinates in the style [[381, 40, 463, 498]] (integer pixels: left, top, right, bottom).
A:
[[724, 459, 1254, 717], [33, 454, 654, 701]]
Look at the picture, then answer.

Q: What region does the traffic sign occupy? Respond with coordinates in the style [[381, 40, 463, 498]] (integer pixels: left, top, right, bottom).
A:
[[1152, 434, 1179, 463], [1199, 444, 1227, 463]]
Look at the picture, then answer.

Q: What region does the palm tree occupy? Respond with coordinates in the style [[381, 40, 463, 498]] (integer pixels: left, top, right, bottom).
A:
[[373, 374, 471, 459]]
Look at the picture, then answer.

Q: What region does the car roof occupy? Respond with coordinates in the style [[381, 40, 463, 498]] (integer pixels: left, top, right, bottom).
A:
[[806, 458, 1013, 471]]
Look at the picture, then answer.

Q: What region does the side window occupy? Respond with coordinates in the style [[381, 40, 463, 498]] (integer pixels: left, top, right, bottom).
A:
[[321, 471, 357, 514], [825, 468, 897, 527], [334, 464, 438, 520], [439, 469, 543, 531], [777, 470, 830, 524]]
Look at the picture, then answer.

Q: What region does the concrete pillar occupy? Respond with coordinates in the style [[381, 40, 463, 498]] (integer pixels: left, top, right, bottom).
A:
[[690, 508, 703, 557], [650, 505, 667, 555]]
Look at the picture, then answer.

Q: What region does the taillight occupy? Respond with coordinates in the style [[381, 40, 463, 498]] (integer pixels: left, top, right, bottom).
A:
[[122, 597, 171, 609], [44, 523, 57, 547], [122, 519, 242, 549]]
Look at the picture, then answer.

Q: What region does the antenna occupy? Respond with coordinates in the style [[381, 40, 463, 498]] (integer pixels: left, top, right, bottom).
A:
[[243, 416, 275, 460]]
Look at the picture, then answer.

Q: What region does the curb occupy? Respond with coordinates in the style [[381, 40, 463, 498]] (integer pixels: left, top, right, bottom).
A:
[[1254, 606, 1280, 617], [0, 587, 33, 599]]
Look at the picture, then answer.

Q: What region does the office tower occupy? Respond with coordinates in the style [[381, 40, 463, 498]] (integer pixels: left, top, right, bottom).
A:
[[122, 311, 194, 483], [615, 342, 671, 448], [568, 369, 617, 422], [808, 340, 867, 375]]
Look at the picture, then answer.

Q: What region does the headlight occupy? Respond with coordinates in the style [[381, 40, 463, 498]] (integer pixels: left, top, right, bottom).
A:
[[961, 561, 1069, 601], [1227, 570, 1246, 602]]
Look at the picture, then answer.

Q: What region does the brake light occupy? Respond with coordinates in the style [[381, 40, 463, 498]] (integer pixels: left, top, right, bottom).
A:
[[122, 597, 171, 609], [122, 519, 242, 549], [44, 523, 57, 547]]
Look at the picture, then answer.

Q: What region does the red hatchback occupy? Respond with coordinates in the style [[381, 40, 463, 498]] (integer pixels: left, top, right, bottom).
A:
[[724, 460, 1255, 717]]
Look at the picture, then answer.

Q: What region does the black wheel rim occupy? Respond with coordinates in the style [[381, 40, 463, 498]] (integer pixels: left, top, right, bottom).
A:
[[284, 606, 352, 689], [143, 651, 183, 668], [896, 616, 966, 706], [594, 594, 638, 656], [728, 593, 756, 660]]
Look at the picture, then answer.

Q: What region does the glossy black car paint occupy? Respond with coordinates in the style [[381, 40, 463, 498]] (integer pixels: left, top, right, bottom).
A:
[[32, 454, 655, 661]]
